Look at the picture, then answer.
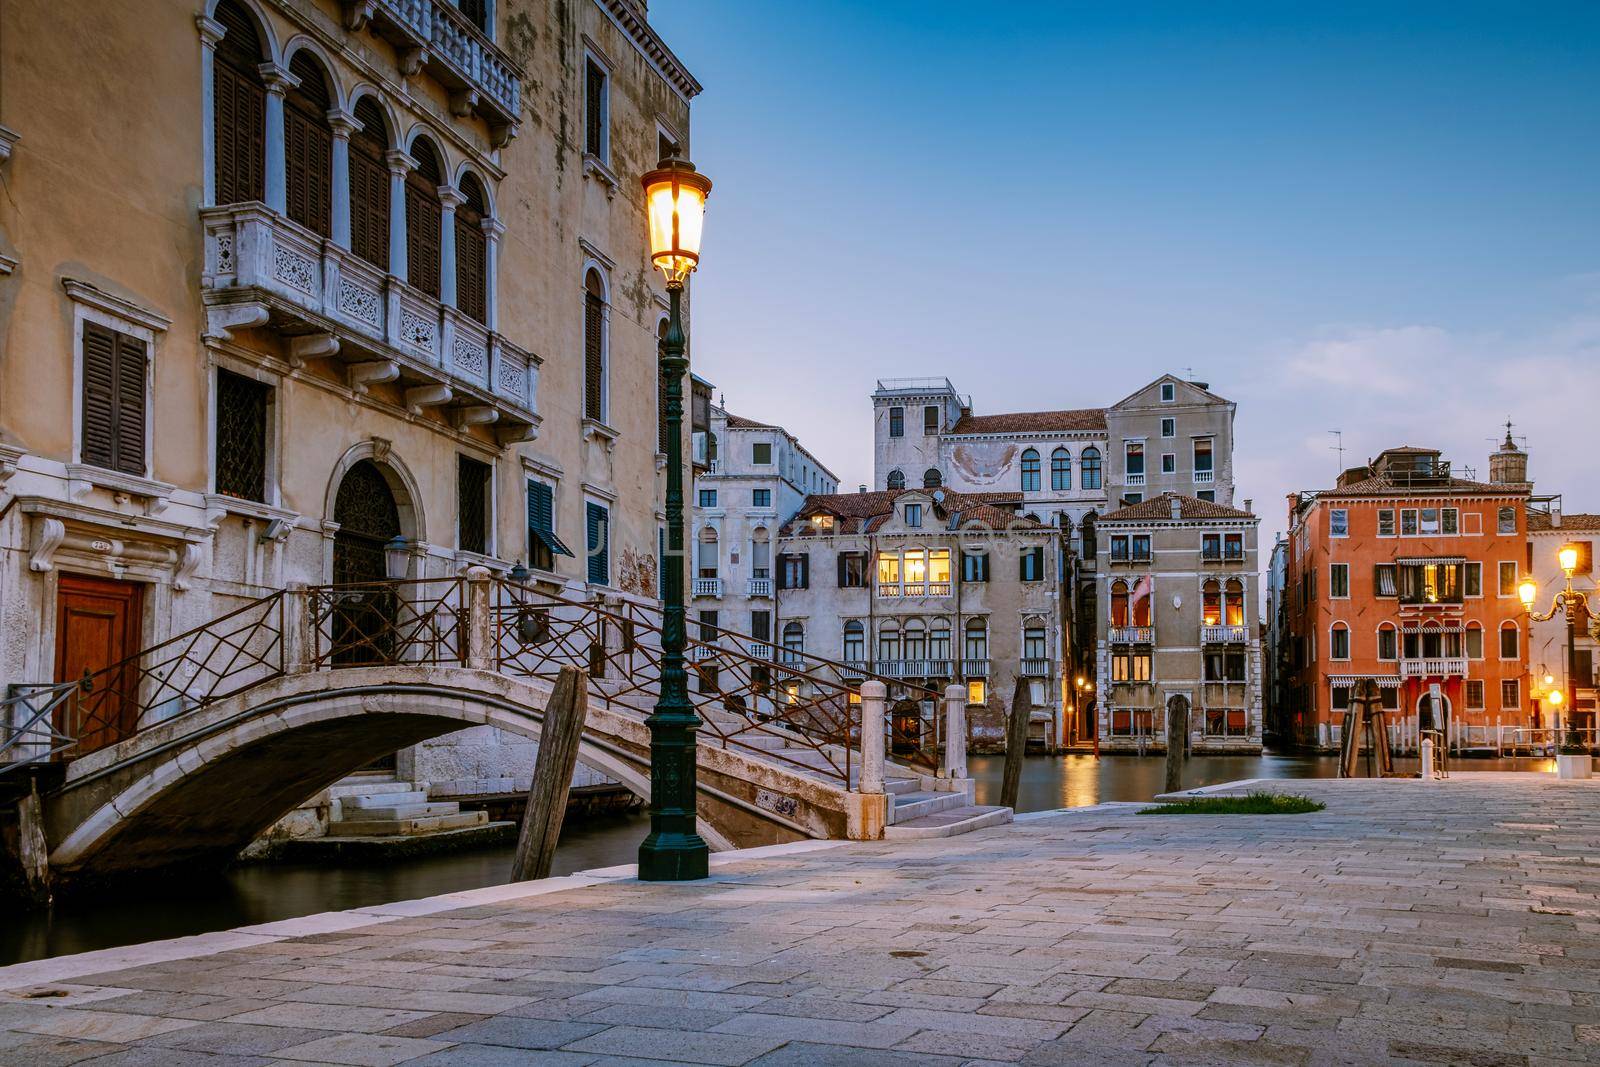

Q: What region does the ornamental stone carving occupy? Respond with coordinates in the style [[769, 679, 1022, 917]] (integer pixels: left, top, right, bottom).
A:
[[400, 311, 435, 352], [272, 245, 317, 295], [453, 333, 486, 375], [336, 280, 382, 326]]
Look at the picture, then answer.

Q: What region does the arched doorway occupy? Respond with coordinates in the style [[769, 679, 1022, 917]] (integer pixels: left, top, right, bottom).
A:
[[1417, 690, 1452, 742], [331, 460, 402, 674]]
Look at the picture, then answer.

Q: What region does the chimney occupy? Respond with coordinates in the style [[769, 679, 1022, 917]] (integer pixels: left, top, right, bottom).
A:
[[1169, 495, 1183, 520], [858, 484, 867, 494], [1244, 498, 1253, 514], [1553, 502, 1563, 528]]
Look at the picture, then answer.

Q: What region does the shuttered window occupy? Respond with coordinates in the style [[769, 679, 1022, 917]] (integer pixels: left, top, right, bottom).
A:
[[583, 273, 605, 421], [81, 321, 148, 476], [586, 502, 609, 585], [213, 0, 265, 206], [405, 141, 443, 297], [349, 98, 391, 269], [284, 53, 333, 237], [584, 58, 607, 158], [456, 0, 488, 32], [455, 175, 489, 324], [526, 479, 572, 571], [215, 369, 269, 501], [457, 455, 491, 555]]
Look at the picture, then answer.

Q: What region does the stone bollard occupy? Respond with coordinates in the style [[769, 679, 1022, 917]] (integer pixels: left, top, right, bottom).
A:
[[465, 565, 493, 670], [1420, 737, 1436, 782], [943, 683, 968, 780], [282, 582, 314, 674], [859, 680, 886, 794]]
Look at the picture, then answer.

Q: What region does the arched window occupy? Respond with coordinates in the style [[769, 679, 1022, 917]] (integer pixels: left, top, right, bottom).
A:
[[964, 618, 988, 661], [1330, 623, 1350, 660], [697, 526, 718, 578], [1020, 448, 1040, 492], [923, 468, 942, 489], [886, 469, 905, 491], [349, 97, 391, 269], [284, 51, 333, 236], [455, 172, 489, 324], [929, 620, 951, 661], [212, 0, 266, 206], [1080, 446, 1102, 490], [1225, 578, 1245, 626], [750, 526, 770, 580], [405, 139, 444, 297], [842, 620, 864, 662], [782, 621, 805, 659], [1080, 511, 1098, 558], [1377, 622, 1398, 660], [1050, 447, 1071, 491], [1110, 580, 1129, 627], [1202, 579, 1221, 626], [583, 269, 607, 422], [903, 620, 927, 662], [877, 622, 900, 662], [1499, 621, 1519, 660], [1131, 580, 1152, 627], [1464, 622, 1483, 660]]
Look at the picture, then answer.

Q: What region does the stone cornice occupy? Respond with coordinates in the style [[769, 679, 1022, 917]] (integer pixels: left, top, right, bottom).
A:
[[597, 0, 703, 101]]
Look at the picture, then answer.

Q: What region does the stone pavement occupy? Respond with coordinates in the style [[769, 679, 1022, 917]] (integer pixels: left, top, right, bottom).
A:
[[2, 774, 1598, 1066]]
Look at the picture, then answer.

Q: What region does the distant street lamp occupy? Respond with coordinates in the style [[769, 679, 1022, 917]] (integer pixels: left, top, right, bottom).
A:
[[1519, 543, 1597, 755], [638, 148, 712, 882]]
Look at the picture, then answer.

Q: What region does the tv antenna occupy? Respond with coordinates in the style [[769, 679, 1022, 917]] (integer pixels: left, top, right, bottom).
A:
[[1328, 430, 1346, 472]]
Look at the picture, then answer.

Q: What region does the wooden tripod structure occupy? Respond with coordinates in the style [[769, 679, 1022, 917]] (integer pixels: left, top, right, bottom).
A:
[[1338, 679, 1396, 778]]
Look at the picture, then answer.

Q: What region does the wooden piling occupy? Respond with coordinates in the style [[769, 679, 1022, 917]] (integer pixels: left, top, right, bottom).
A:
[[1000, 678, 1031, 810], [511, 665, 589, 882], [1164, 695, 1189, 795]]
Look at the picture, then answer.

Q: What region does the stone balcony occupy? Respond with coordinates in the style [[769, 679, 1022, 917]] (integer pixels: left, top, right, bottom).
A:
[[1021, 658, 1053, 677], [1400, 657, 1468, 680], [344, 0, 522, 146], [692, 577, 722, 597], [201, 203, 539, 446], [1109, 626, 1154, 645], [877, 659, 954, 679], [1201, 624, 1250, 645]]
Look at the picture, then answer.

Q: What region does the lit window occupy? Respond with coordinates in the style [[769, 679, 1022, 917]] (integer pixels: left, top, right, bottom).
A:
[[967, 679, 987, 705]]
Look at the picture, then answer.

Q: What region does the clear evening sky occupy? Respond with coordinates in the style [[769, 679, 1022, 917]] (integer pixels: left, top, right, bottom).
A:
[[649, 2, 1600, 544]]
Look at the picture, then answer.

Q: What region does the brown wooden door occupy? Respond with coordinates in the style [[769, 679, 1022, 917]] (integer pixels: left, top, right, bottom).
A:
[[54, 575, 144, 755]]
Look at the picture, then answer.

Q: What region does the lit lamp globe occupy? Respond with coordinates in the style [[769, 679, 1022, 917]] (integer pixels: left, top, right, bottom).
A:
[[1549, 689, 1565, 708], [642, 152, 711, 286], [1518, 577, 1539, 609], [1559, 543, 1581, 574]]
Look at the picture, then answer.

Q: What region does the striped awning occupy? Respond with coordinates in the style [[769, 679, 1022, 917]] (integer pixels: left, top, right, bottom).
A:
[[1329, 675, 1404, 689], [1395, 556, 1467, 566]]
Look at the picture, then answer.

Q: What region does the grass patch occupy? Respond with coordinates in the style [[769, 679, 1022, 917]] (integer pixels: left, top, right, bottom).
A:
[[1139, 791, 1325, 816]]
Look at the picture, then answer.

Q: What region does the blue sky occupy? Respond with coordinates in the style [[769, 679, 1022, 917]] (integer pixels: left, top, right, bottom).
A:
[[650, 2, 1600, 540]]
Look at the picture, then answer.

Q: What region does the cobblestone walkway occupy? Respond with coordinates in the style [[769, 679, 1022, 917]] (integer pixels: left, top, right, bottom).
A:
[[2, 775, 1598, 1065]]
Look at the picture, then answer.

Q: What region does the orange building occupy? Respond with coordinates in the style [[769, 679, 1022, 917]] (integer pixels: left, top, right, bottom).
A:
[[1283, 446, 1529, 751]]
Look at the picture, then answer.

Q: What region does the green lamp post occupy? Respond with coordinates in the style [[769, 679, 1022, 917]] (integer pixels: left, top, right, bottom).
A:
[[637, 148, 712, 881]]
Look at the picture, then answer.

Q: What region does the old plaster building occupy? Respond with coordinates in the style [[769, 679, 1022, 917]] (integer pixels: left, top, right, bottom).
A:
[[774, 489, 1064, 750], [0, 0, 697, 799], [688, 401, 837, 652], [1094, 493, 1263, 753], [1281, 443, 1532, 751]]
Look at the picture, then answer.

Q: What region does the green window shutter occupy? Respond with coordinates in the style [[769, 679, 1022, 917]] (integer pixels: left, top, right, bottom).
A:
[[586, 502, 609, 585]]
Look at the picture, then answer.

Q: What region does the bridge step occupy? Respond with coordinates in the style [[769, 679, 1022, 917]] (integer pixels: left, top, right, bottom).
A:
[[327, 810, 489, 837], [882, 805, 1013, 840], [340, 791, 431, 810], [342, 801, 461, 821], [890, 791, 971, 823]]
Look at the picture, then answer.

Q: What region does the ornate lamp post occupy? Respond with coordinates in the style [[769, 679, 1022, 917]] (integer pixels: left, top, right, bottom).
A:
[[638, 148, 712, 881], [1518, 543, 1598, 756]]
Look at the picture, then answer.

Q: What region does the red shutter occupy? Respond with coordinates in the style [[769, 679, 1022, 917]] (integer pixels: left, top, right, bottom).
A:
[[80, 323, 118, 469], [584, 291, 604, 421]]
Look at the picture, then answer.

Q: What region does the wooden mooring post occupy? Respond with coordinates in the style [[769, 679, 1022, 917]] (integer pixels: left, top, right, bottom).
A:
[[1164, 695, 1190, 795], [1000, 678, 1032, 810], [511, 665, 590, 882]]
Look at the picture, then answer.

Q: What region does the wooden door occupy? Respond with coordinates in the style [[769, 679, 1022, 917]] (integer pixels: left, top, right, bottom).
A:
[[54, 574, 144, 755]]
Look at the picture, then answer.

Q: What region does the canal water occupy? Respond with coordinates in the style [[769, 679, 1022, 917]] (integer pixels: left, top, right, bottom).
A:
[[3, 752, 1552, 965]]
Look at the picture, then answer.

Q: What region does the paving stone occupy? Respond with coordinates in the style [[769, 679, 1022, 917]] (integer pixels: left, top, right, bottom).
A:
[[746, 1041, 969, 1066], [268, 1032, 453, 1065], [402, 1044, 597, 1065], [145, 1020, 341, 1055], [431, 1015, 607, 1049], [560, 1024, 786, 1064]]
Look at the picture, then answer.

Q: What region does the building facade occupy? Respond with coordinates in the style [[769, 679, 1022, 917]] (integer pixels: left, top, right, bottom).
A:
[[0, 0, 698, 797], [1281, 445, 1531, 751], [689, 402, 838, 653], [1527, 507, 1598, 734], [1095, 493, 1263, 753], [775, 489, 1065, 750]]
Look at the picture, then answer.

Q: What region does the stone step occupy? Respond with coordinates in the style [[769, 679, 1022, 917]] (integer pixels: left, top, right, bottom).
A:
[[884, 777, 921, 796], [326, 810, 488, 837], [327, 780, 413, 800], [883, 805, 1013, 840], [890, 791, 970, 823], [340, 790, 431, 810], [339, 801, 460, 821]]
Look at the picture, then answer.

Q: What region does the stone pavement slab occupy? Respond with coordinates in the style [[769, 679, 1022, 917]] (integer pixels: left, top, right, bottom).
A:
[[2, 775, 1597, 1065]]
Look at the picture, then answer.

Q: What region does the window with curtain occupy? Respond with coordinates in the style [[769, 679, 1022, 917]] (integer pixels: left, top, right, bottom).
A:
[[1225, 578, 1245, 625], [751, 527, 770, 579], [1109, 580, 1129, 627]]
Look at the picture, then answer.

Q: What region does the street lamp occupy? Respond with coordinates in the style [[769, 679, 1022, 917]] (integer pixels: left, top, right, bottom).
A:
[[1519, 543, 1598, 756], [638, 147, 712, 882]]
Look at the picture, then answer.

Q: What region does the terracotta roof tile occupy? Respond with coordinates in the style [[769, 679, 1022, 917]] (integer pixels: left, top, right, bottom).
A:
[[1529, 512, 1600, 532], [1101, 492, 1256, 522], [781, 489, 1037, 536], [948, 408, 1107, 435], [723, 413, 779, 431], [1326, 474, 1515, 497]]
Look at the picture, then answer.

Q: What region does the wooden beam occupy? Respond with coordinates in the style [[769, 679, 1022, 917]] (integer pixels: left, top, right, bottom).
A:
[[511, 665, 589, 882]]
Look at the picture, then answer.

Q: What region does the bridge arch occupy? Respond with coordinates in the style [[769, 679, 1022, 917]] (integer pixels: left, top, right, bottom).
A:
[[44, 667, 780, 881]]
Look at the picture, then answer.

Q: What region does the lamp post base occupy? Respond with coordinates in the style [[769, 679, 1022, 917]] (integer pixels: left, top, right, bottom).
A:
[[638, 832, 710, 881]]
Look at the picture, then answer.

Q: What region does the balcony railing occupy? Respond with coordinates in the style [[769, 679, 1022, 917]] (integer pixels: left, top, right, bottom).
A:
[[1125, 472, 1146, 487], [1021, 658, 1052, 677], [1194, 469, 1215, 484], [877, 659, 954, 679], [962, 658, 990, 678], [201, 204, 538, 442], [1110, 626, 1154, 645], [877, 583, 952, 599], [692, 578, 722, 597], [746, 577, 772, 598], [358, 0, 522, 143], [1202, 624, 1249, 644], [1400, 657, 1468, 679]]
